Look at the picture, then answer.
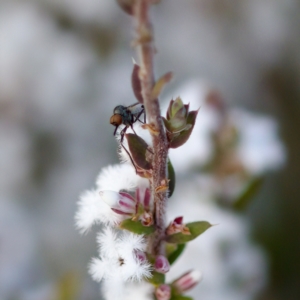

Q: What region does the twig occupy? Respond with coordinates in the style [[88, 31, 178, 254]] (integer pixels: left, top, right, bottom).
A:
[[133, 0, 168, 256]]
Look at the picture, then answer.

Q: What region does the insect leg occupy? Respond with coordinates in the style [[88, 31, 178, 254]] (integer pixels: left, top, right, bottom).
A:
[[113, 125, 119, 136], [120, 142, 138, 174], [135, 109, 146, 124], [130, 124, 137, 135], [120, 126, 128, 143]]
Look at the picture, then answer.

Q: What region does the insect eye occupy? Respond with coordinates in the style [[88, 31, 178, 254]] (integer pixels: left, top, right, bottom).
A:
[[110, 114, 122, 126]]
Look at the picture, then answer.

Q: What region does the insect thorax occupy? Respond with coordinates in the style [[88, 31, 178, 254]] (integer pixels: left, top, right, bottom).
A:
[[113, 105, 127, 115]]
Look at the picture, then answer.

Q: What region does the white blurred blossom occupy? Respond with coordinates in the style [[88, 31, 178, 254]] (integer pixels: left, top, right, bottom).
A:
[[166, 179, 268, 300], [89, 227, 151, 300], [75, 189, 123, 233], [96, 163, 147, 192], [231, 108, 286, 174]]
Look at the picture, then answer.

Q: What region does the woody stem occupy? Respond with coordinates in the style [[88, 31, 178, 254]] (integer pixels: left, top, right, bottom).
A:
[[133, 0, 168, 256]]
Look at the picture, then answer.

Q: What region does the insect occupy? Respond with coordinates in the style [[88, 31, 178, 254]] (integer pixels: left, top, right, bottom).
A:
[[110, 103, 146, 171], [110, 102, 145, 142]]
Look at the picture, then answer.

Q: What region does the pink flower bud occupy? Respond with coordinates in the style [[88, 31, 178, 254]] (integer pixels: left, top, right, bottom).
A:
[[166, 216, 191, 235], [100, 191, 136, 215], [172, 270, 202, 293], [155, 284, 171, 300], [134, 249, 147, 263], [154, 255, 170, 274]]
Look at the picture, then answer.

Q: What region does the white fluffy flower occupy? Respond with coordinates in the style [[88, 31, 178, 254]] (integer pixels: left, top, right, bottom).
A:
[[75, 189, 124, 233], [124, 282, 154, 300], [89, 227, 152, 300], [75, 164, 149, 233], [96, 164, 147, 192]]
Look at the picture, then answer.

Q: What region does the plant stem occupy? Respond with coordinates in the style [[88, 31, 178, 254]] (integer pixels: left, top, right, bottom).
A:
[[133, 0, 168, 256]]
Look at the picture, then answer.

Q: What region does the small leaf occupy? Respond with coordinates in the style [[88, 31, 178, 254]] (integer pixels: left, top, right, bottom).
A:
[[169, 110, 198, 149], [126, 133, 152, 170], [162, 117, 173, 132], [131, 63, 143, 103], [165, 221, 212, 244], [147, 271, 165, 286], [167, 244, 186, 265], [167, 157, 176, 197], [116, 0, 134, 15], [166, 99, 174, 120], [151, 72, 173, 100], [233, 177, 264, 211], [120, 219, 155, 235]]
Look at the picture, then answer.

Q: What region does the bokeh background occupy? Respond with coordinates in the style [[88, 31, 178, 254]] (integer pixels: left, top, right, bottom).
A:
[[0, 0, 299, 299]]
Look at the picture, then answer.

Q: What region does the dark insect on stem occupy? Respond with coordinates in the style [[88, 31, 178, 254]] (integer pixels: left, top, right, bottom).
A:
[[110, 103, 146, 171], [110, 103, 145, 142]]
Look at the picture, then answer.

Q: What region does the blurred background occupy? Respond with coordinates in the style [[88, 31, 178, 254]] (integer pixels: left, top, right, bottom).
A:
[[0, 0, 299, 299]]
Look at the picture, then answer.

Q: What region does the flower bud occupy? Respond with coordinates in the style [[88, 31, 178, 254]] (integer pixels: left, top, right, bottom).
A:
[[100, 191, 136, 215], [134, 249, 147, 263], [172, 270, 203, 293], [166, 216, 191, 235], [155, 284, 171, 300], [154, 255, 170, 274]]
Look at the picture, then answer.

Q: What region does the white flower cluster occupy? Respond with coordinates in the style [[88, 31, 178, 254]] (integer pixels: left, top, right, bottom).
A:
[[75, 164, 152, 299]]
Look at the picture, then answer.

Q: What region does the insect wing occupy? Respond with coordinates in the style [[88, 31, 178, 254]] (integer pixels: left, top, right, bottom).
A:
[[127, 103, 144, 116]]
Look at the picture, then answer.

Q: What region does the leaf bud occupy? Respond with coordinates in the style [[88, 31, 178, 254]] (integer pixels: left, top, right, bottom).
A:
[[163, 98, 199, 148]]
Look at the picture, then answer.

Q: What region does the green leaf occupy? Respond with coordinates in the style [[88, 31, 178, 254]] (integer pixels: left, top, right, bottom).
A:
[[126, 133, 152, 170], [167, 243, 186, 265], [233, 177, 264, 211], [151, 72, 173, 100], [147, 271, 165, 286], [167, 157, 176, 197], [165, 221, 212, 244], [120, 219, 155, 235]]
